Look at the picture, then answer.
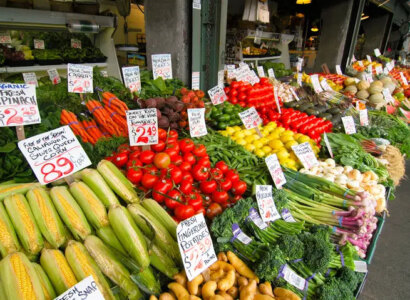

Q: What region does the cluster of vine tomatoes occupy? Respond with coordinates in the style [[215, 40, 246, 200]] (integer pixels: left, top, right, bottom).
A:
[[108, 129, 247, 221]]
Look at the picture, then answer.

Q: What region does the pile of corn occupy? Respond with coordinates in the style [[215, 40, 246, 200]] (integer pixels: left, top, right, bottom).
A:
[[0, 160, 181, 300]]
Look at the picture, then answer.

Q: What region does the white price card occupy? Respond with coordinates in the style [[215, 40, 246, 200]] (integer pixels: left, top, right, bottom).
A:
[[320, 79, 333, 92], [188, 108, 207, 137], [290, 88, 300, 101], [323, 132, 333, 158], [126, 109, 158, 146], [0, 83, 41, 127], [0, 34, 11, 44], [23, 73, 38, 87], [238, 107, 262, 129], [374, 48, 381, 57], [191, 71, 200, 90], [297, 73, 302, 86], [367, 65, 372, 74], [359, 109, 369, 126], [218, 69, 224, 88], [358, 60, 364, 67], [235, 65, 250, 82], [67, 64, 93, 93], [265, 154, 286, 188], [247, 70, 260, 85], [383, 67, 389, 74], [296, 57, 303, 72], [335, 65, 343, 75], [255, 185, 281, 222], [227, 68, 237, 80], [281, 209, 296, 223], [248, 208, 268, 229], [352, 54, 357, 62], [274, 86, 281, 114], [122, 66, 141, 93], [342, 116, 356, 134], [226, 64, 235, 71], [282, 265, 306, 290], [310, 74, 323, 93], [354, 260, 368, 273], [382, 88, 394, 104], [100, 70, 108, 77], [152, 54, 172, 80], [291, 142, 319, 170], [177, 213, 217, 281], [366, 55, 372, 62], [386, 62, 393, 72], [47, 68, 61, 85], [375, 66, 383, 75], [268, 68, 275, 78], [232, 223, 252, 244], [400, 72, 408, 85], [365, 73, 373, 83], [54, 276, 105, 300], [208, 85, 227, 105], [33, 39, 45, 49], [71, 39, 81, 49], [18, 126, 91, 185], [257, 66, 265, 77], [193, 0, 201, 10]]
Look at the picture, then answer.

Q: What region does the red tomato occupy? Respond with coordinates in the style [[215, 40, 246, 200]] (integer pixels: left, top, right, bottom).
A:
[[210, 168, 223, 180], [225, 169, 240, 183], [224, 87, 230, 94], [179, 161, 192, 172], [230, 194, 242, 204], [181, 172, 194, 183], [173, 155, 183, 166], [179, 179, 193, 194], [141, 172, 159, 189], [158, 128, 167, 140], [166, 137, 178, 144], [174, 205, 196, 220], [128, 151, 140, 161], [179, 138, 195, 153], [183, 152, 196, 165], [192, 164, 210, 181], [197, 157, 211, 168], [130, 146, 141, 152], [232, 180, 247, 195], [112, 152, 128, 168], [200, 180, 217, 194], [192, 144, 207, 157], [186, 193, 203, 210], [166, 142, 180, 153], [170, 167, 183, 184], [260, 78, 270, 85], [218, 178, 232, 191], [126, 159, 142, 169], [117, 143, 131, 154], [126, 168, 143, 184], [238, 101, 246, 107], [139, 150, 155, 164], [215, 161, 229, 173], [230, 97, 238, 104], [153, 152, 171, 169], [238, 92, 247, 101], [165, 147, 179, 160], [212, 190, 229, 204], [165, 190, 182, 209], [196, 207, 206, 216], [168, 130, 179, 139], [206, 203, 223, 219], [231, 81, 240, 89], [151, 140, 166, 152], [152, 179, 173, 202], [144, 165, 158, 173]]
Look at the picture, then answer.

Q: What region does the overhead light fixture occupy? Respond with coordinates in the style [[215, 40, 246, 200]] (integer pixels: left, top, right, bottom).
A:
[[296, 0, 311, 4], [311, 25, 319, 32], [296, 13, 305, 18], [361, 15, 369, 20]]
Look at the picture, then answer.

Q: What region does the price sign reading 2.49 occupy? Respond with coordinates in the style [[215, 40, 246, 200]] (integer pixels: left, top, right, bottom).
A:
[[126, 109, 158, 146], [18, 126, 91, 185]]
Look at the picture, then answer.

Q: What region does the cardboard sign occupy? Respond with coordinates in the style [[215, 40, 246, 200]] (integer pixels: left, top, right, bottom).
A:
[[320, 79, 333, 92], [191, 71, 200, 90], [0, 83, 41, 127], [282, 265, 306, 290], [67, 64, 93, 93], [335, 65, 342, 75], [274, 86, 281, 114], [310, 74, 323, 93], [382, 88, 394, 104], [359, 109, 369, 126], [290, 88, 299, 101], [188, 108, 207, 137], [71, 39, 81, 49], [255, 185, 280, 222], [268, 68, 275, 79], [265, 154, 286, 188], [23, 73, 38, 87], [34, 39, 45, 49], [47, 68, 61, 85], [366, 55, 372, 62], [18, 126, 91, 185], [238, 107, 262, 129], [257, 66, 265, 77], [400, 72, 408, 85], [374, 48, 381, 57], [291, 142, 319, 170], [122, 66, 141, 93], [126, 109, 158, 146], [152, 54, 172, 80], [54, 276, 104, 300], [177, 213, 217, 281], [342, 116, 356, 134], [0, 34, 11, 44], [323, 132, 333, 158], [208, 85, 227, 105]]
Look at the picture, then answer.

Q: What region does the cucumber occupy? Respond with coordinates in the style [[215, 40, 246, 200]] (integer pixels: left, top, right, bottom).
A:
[[315, 105, 328, 113], [299, 103, 313, 111], [327, 107, 341, 114], [305, 109, 319, 116], [318, 113, 333, 120]]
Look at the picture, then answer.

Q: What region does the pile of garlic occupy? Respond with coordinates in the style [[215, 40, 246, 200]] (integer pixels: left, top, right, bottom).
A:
[[274, 82, 297, 103], [299, 158, 386, 213]]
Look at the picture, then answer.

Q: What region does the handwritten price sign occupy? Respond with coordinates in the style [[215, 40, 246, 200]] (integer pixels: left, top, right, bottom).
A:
[[177, 213, 217, 281], [47, 68, 61, 85], [342, 116, 356, 134], [67, 64, 93, 93], [291, 142, 319, 170], [122, 66, 141, 93], [126, 109, 158, 146], [152, 54, 172, 80], [188, 108, 207, 137], [0, 34, 11, 44], [71, 39, 82, 49], [0, 83, 41, 127], [54, 276, 104, 300], [255, 185, 280, 223], [33, 39, 45, 49], [23, 73, 38, 87], [18, 126, 91, 185], [265, 154, 286, 188], [359, 109, 369, 126], [208, 85, 227, 105], [238, 107, 262, 129]]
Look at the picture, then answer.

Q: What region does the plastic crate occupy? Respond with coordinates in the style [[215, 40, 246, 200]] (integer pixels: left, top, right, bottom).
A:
[[354, 271, 368, 299]]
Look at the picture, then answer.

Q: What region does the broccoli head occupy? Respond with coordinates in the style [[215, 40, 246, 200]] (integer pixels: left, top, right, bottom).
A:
[[254, 245, 287, 282], [336, 266, 362, 290], [272, 189, 290, 212], [309, 224, 332, 241], [315, 277, 343, 300], [299, 232, 333, 274], [276, 234, 305, 261]]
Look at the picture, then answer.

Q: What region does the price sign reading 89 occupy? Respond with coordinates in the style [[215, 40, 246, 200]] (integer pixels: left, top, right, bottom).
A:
[[18, 126, 91, 185], [126, 109, 158, 146]]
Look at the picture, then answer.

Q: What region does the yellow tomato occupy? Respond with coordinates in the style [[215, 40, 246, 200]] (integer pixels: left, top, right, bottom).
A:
[[274, 127, 285, 135], [312, 145, 320, 154], [245, 135, 256, 143], [234, 131, 245, 139], [285, 140, 299, 150], [262, 146, 272, 153], [277, 149, 290, 160], [297, 135, 310, 144], [282, 130, 294, 137], [289, 152, 299, 162], [253, 140, 264, 149], [254, 149, 265, 157], [259, 137, 268, 145], [267, 133, 280, 140], [280, 135, 294, 143], [236, 138, 246, 146], [266, 122, 277, 130], [226, 127, 235, 135], [252, 134, 261, 141], [219, 131, 228, 137], [243, 129, 253, 136], [232, 126, 242, 132], [245, 144, 256, 152], [269, 140, 284, 150], [261, 129, 270, 136]]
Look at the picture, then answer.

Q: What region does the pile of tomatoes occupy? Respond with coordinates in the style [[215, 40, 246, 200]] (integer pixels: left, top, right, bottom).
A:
[[108, 129, 247, 221], [224, 79, 281, 109]]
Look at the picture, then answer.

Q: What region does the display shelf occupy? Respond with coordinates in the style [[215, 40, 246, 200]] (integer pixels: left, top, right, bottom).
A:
[[242, 55, 281, 61], [0, 62, 108, 74]]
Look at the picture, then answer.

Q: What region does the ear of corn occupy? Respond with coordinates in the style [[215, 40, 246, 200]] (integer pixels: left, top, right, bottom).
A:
[[80, 168, 120, 208], [0, 183, 40, 201], [145, 236, 179, 279], [0, 202, 21, 258], [65, 240, 115, 300], [4, 194, 44, 256], [40, 248, 77, 295], [97, 160, 139, 203], [96, 225, 127, 255], [141, 199, 177, 240], [69, 182, 109, 229], [128, 203, 180, 260], [0, 252, 45, 300], [108, 205, 149, 268], [130, 266, 161, 295], [32, 263, 56, 300], [49, 186, 92, 241], [27, 187, 68, 249], [84, 235, 143, 300]]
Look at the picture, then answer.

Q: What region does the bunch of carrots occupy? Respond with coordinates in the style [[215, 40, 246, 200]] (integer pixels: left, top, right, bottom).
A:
[[60, 92, 129, 145]]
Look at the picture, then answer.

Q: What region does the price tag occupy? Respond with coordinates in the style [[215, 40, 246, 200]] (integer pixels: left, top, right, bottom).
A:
[[352, 54, 357, 62], [335, 65, 343, 75], [366, 55, 372, 62], [33, 39, 45, 49], [386, 62, 393, 72], [255, 185, 280, 222], [323, 132, 333, 158], [177, 213, 217, 281], [235, 65, 249, 82], [374, 48, 381, 57], [268, 68, 275, 78], [365, 73, 373, 83], [383, 67, 389, 74], [248, 208, 268, 229], [122, 66, 141, 93], [238, 107, 262, 129], [0, 83, 41, 127], [152, 54, 172, 80], [47, 68, 61, 85], [250, 62, 255, 69], [126, 109, 158, 146], [310, 74, 323, 93], [291, 142, 319, 170], [191, 71, 200, 90], [320, 79, 333, 92], [274, 86, 281, 114], [359, 109, 369, 126], [208, 85, 227, 105], [281, 209, 296, 223], [265, 154, 286, 188], [100, 70, 108, 77], [227, 68, 237, 79], [71, 39, 81, 49], [358, 60, 364, 67], [226, 64, 235, 71], [400, 72, 408, 85], [354, 260, 368, 273], [67, 64, 93, 93], [0, 34, 11, 44], [296, 57, 303, 72], [342, 116, 356, 134], [55, 276, 104, 300], [232, 223, 252, 244], [247, 70, 260, 85], [188, 108, 207, 137], [290, 88, 299, 101], [382, 88, 394, 104], [218, 70, 224, 88], [282, 265, 306, 290], [23, 73, 38, 87], [193, 0, 201, 10], [297, 73, 302, 86], [257, 66, 265, 77], [367, 65, 372, 74], [375, 66, 383, 75], [18, 126, 91, 185]]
